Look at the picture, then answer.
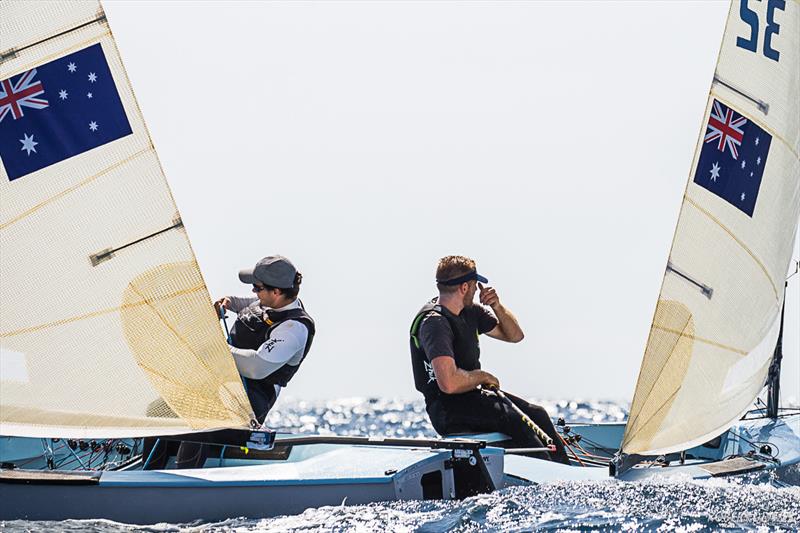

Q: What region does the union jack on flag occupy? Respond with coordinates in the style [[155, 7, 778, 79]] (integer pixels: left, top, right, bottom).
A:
[[704, 100, 746, 160], [693, 99, 771, 217], [0, 69, 49, 123]]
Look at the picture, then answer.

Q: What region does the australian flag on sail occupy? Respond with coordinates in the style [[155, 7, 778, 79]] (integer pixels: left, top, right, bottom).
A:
[[692, 99, 771, 217], [0, 43, 132, 181]]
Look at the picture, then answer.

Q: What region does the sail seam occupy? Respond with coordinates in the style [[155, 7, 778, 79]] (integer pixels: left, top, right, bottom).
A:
[[684, 195, 780, 300], [651, 325, 747, 355], [0, 285, 205, 338], [0, 147, 151, 232]]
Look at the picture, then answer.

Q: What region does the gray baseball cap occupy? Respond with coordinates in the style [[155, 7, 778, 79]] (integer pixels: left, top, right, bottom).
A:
[[239, 255, 297, 289]]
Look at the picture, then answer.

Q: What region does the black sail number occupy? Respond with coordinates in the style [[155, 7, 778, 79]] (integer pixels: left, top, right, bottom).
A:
[[736, 0, 785, 62]]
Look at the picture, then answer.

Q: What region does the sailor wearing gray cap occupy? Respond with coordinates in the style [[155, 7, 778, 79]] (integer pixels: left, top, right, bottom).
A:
[[237, 255, 298, 290], [174, 255, 316, 468], [216, 255, 315, 419]]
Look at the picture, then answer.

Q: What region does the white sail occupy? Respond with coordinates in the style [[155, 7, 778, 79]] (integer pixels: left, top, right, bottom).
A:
[[0, 1, 253, 438], [622, 0, 799, 456]]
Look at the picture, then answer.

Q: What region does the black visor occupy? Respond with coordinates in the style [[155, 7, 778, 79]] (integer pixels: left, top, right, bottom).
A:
[[436, 270, 489, 286]]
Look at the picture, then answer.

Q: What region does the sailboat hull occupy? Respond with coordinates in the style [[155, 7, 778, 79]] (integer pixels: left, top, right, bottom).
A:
[[0, 444, 506, 523], [2, 415, 798, 524]]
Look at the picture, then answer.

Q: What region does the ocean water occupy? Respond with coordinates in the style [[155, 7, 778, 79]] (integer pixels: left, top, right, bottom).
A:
[[3, 397, 799, 532]]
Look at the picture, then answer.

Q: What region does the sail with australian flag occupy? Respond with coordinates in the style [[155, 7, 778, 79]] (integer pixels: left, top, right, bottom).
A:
[[0, 1, 254, 438], [621, 0, 799, 457]]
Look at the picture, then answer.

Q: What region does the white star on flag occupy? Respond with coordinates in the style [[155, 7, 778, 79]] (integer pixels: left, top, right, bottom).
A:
[[750, 172, 754, 177], [757, 156, 761, 165], [709, 162, 721, 182], [59, 89, 68, 100], [741, 192, 746, 201], [19, 133, 38, 155], [89, 121, 98, 131], [87, 92, 93, 99], [755, 137, 759, 146], [67, 62, 76, 73], [741, 160, 746, 169], [88, 72, 97, 83]]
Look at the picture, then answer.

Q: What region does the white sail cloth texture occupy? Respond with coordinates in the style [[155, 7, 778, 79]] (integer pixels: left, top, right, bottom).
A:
[[623, 0, 800, 456], [0, 1, 253, 438]]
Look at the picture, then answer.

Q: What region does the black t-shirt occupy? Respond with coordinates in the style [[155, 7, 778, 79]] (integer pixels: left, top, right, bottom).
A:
[[419, 304, 498, 372]]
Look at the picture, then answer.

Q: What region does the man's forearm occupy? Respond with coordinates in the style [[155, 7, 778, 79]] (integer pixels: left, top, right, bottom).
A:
[[443, 368, 494, 395], [492, 303, 524, 342]]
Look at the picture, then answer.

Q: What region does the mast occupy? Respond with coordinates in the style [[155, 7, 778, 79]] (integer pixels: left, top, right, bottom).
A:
[[765, 283, 786, 419]]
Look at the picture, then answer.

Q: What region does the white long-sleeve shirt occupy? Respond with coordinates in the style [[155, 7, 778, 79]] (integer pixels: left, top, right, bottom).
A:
[[227, 297, 309, 381]]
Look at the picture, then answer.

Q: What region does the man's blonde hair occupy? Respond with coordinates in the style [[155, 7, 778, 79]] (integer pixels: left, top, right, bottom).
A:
[[436, 255, 476, 294]]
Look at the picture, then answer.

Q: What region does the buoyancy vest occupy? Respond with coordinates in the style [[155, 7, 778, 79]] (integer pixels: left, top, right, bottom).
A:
[[409, 297, 481, 404], [229, 300, 316, 388]]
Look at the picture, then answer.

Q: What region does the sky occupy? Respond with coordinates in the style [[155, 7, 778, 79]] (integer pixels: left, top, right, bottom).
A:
[[102, 1, 799, 404]]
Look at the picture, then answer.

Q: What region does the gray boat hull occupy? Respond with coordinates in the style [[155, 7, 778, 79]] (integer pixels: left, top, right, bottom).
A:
[[0, 444, 506, 524]]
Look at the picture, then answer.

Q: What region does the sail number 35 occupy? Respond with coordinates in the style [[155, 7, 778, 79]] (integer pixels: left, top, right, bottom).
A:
[[736, 0, 785, 61]]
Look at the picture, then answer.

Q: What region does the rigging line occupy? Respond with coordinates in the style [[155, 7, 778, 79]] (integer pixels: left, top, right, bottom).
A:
[[0, 285, 205, 338], [0, 147, 152, 232], [560, 435, 585, 467], [128, 283, 253, 419], [684, 195, 780, 300], [571, 437, 612, 460], [568, 435, 616, 457], [0, 14, 107, 65], [625, 313, 693, 432]]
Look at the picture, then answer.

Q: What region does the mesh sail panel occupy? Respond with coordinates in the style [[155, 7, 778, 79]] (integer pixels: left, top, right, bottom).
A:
[[623, 1, 799, 455], [0, 2, 253, 438]]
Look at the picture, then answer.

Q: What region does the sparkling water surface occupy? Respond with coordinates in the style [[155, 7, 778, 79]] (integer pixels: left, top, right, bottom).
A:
[[3, 397, 799, 532]]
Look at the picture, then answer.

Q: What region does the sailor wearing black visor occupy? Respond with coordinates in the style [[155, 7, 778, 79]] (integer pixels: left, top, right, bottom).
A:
[[409, 255, 569, 464]]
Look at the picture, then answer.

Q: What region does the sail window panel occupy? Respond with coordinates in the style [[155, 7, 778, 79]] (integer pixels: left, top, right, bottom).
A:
[[0, 1, 102, 60]]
